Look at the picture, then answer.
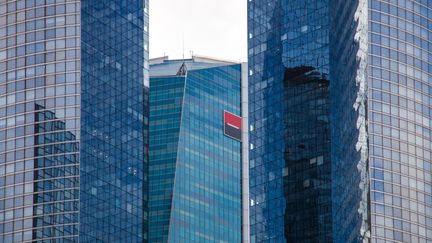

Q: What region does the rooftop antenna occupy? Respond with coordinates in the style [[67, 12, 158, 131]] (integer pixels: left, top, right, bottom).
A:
[[177, 32, 187, 76], [182, 33, 185, 60]]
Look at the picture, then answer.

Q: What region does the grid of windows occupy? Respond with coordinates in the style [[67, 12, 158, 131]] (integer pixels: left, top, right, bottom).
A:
[[248, 0, 332, 242], [149, 61, 243, 242], [368, 0, 432, 242], [249, 0, 432, 242], [149, 75, 185, 243], [330, 0, 370, 241], [283, 68, 331, 242], [33, 105, 79, 241], [0, 0, 81, 242], [1, 0, 148, 242], [79, 0, 147, 242]]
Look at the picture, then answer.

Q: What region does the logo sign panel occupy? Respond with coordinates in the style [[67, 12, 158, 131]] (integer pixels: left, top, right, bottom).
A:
[[224, 110, 242, 141]]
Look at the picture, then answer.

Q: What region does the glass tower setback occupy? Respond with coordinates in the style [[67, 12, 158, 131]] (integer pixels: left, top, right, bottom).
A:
[[249, 0, 432, 242], [0, 0, 148, 242], [149, 57, 246, 242]]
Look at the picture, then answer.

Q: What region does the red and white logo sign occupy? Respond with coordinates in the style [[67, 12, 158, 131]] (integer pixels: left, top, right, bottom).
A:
[[224, 111, 242, 141]]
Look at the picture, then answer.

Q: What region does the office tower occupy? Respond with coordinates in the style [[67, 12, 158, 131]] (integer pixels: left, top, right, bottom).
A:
[[248, 0, 332, 242], [248, 0, 432, 242], [0, 1, 149, 242], [148, 56, 248, 242]]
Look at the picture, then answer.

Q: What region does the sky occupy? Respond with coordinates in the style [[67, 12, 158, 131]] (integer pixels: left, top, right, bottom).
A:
[[149, 0, 247, 62]]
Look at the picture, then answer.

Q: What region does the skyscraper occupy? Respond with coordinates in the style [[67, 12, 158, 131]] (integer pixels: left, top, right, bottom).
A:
[[148, 56, 248, 242], [248, 0, 332, 242], [248, 0, 432, 242], [0, 1, 149, 242]]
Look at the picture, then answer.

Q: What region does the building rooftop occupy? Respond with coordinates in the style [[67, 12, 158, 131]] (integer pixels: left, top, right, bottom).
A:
[[149, 55, 239, 77]]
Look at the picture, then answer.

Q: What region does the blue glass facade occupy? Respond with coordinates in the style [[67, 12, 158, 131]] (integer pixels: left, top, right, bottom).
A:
[[149, 75, 185, 242], [33, 105, 80, 241], [149, 57, 244, 242], [248, 0, 332, 242], [250, 0, 432, 242], [368, 1, 432, 242], [0, 0, 148, 242], [330, 0, 370, 241], [0, 1, 81, 242], [79, 0, 148, 242], [283, 67, 332, 242]]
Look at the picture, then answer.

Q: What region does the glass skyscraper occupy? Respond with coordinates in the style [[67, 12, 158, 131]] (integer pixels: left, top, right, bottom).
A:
[[248, 0, 332, 242], [0, 0, 149, 242], [249, 0, 432, 242], [148, 56, 248, 242]]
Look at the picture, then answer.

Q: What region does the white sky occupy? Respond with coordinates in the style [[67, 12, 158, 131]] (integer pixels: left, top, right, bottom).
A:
[[149, 0, 247, 62]]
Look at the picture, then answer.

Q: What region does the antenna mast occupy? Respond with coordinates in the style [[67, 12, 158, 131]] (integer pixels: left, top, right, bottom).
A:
[[182, 33, 185, 60]]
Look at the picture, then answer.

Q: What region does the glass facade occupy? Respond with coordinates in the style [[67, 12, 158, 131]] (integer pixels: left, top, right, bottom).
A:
[[33, 105, 80, 241], [0, 0, 148, 242], [368, 1, 432, 242], [79, 0, 148, 242], [0, 1, 81, 242], [249, 0, 432, 242], [149, 75, 185, 242], [283, 67, 332, 242], [149, 57, 244, 242], [248, 0, 332, 242], [330, 0, 370, 241]]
